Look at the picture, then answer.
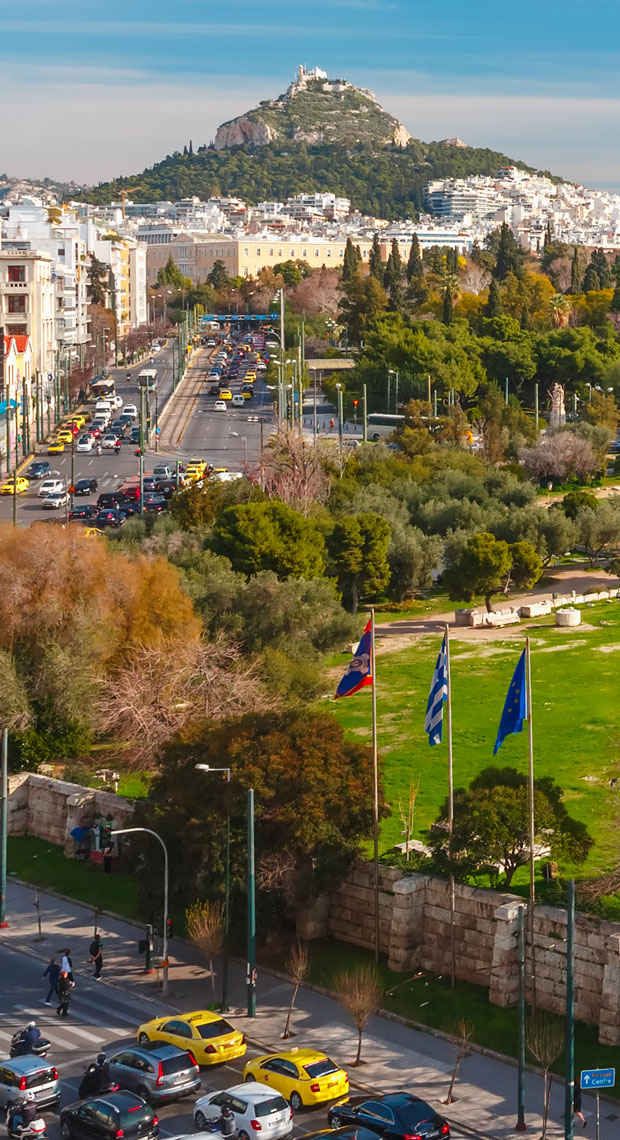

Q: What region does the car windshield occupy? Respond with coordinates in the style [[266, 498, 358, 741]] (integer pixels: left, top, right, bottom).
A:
[[196, 1018, 234, 1039], [254, 1098, 288, 1117], [304, 1059, 339, 1079], [160, 1055, 194, 1075]]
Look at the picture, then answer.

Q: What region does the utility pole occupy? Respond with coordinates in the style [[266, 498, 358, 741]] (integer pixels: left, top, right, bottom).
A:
[[565, 880, 575, 1140], [516, 905, 526, 1130], [247, 787, 256, 1017], [0, 727, 8, 927], [535, 382, 539, 433], [139, 385, 145, 516], [362, 384, 368, 444]]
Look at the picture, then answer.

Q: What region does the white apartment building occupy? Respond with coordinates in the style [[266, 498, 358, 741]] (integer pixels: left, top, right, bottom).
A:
[[0, 250, 55, 375], [92, 235, 147, 338]]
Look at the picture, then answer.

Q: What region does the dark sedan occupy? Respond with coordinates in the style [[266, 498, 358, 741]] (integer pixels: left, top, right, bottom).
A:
[[69, 503, 100, 522], [143, 494, 167, 513], [74, 477, 98, 495], [96, 508, 126, 529], [328, 1094, 450, 1140]]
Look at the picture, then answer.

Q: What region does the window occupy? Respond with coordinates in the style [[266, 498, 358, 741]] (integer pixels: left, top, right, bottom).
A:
[[290, 248, 295, 256], [314, 249, 320, 258], [256, 248, 261, 255], [269, 249, 274, 256], [302, 249, 307, 257], [8, 296, 26, 313], [163, 1019, 192, 1037], [7, 265, 25, 283], [360, 1102, 395, 1123], [327, 249, 332, 257], [243, 248, 248, 256]]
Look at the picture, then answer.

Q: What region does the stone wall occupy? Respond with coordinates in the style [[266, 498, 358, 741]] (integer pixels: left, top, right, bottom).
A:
[[7, 773, 135, 854], [297, 863, 620, 1046]]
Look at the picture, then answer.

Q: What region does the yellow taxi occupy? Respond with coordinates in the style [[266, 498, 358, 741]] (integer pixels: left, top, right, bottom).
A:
[[84, 527, 104, 537], [137, 1011, 246, 1066], [48, 439, 65, 453], [242, 389, 252, 400], [57, 429, 74, 444], [185, 460, 206, 482], [243, 1049, 349, 1110], [245, 370, 257, 381], [218, 388, 232, 400], [0, 476, 29, 495], [65, 414, 86, 430]]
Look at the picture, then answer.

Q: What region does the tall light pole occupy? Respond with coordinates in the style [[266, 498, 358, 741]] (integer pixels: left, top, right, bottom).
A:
[[335, 383, 344, 453], [195, 765, 230, 1013], [387, 369, 396, 414], [0, 727, 7, 927], [247, 787, 256, 1018], [112, 827, 169, 997]]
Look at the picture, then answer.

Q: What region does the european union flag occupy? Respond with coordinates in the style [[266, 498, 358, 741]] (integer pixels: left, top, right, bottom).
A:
[[494, 649, 528, 754]]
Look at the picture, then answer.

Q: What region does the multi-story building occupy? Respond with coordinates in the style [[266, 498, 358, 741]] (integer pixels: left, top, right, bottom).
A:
[[0, 333, 34, 468], [92, 235, 146, 339], [0, 250, 55, 375]]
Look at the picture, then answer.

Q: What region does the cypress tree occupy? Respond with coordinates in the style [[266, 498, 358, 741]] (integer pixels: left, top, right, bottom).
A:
[[494, 223, 520, 281], [342, 237, 361, 282], [520, 302, 531, 330], [369, 233, 384, 283], [485, 278, 501, 317], [583, 264, 601, 292], [385, 239, 404, 312], [407, 234, 423, 281], [442, 285, 454, 325], [591, 248, 612, 288], [471, 240, 482, 266], [610, 283, 620, 313], [570, 247, 583, 294]]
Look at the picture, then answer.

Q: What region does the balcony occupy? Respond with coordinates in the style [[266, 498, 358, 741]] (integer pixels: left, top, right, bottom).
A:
[[4, 281, 28, 291]]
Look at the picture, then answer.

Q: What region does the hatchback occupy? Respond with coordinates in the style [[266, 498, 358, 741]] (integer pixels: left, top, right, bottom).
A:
[[96, 509, 125, 528], [25, 462, 51, 480], [194, 1084, 292, 1140], [0, 1056, 60, 1110], [214, 401, 227, 412], [108, 1044, 200, 1106], [69, 504, 99, 521], [328, 1094, 450, 1140], [77, 436, 94, 453], [60, 1091, 158, 1140], [74, 478, 98, 495]]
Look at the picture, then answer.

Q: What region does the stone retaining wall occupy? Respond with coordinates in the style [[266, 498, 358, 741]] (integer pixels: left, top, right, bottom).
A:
[[7, 773, 134, 854], [297, 863, 620, 1046]]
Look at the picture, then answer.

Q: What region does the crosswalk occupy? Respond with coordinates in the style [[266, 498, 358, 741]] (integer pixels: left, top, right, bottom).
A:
[[0, 992, 139, 1056]]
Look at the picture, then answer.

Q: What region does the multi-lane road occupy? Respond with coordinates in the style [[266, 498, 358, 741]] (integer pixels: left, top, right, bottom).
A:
[[0, 337, 275, 527]]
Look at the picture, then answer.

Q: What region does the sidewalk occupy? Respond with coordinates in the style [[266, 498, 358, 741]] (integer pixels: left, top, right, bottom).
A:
[[2, 881, 613, 1140]]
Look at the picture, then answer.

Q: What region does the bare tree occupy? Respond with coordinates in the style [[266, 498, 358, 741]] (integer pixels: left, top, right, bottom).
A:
[[397, 775, 420, 861], [444, 1019, 473, 1104], [334, 963, 383, 1065], [520, 432, 599, 484], [282, 941, 309, 1039], [186, 900, 225, 996], [526, 1013, 565, 1138], [259, 430, 331, 515]]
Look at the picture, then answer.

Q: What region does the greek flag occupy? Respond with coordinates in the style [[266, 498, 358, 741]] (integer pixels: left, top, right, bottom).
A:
[[424, 634, 448, 745]]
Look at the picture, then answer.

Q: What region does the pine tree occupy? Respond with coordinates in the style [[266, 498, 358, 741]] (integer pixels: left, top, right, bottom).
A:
[[570, 247, 583, 294], [342, 237, 361, 283], [369, 233, 384, 283], [610, 283, 620, 313], [583, 264, 601, 292], [442, 284, 454, 325], [485, 278, 501, 317], [407, 234, 423, 281], [189, 139, 194, 155], [590, 248, 612, 288], [520, 302, 531, 330]]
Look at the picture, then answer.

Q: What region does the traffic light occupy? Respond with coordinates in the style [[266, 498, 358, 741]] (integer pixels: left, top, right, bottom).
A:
[[166, 918, 173, 939], [99, 822, 112, 850]]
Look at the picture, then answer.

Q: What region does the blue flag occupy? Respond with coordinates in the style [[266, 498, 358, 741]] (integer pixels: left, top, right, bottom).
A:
[[424, 634, 448, 746], [334, 619, 373, 699], [494, 650, 528, 754]]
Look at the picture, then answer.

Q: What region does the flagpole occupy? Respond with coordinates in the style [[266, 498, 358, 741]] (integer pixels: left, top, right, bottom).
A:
[[526, 635, 536, 1010], [444, 623, 456, 988], [370, 607, 380, 964]]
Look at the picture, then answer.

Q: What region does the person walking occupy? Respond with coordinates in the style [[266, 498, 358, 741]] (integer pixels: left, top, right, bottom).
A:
[[41, 957, 60, 1006], [60, 949, 74, 986], [57, 971, 71, 1018], [89, 934, 103, 980], [574, 1073, 587, 1128]]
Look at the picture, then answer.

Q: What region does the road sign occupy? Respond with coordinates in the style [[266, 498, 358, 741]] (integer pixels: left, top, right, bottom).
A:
[[580, 1069, 615, 1089], [155, 427, 160, 435]]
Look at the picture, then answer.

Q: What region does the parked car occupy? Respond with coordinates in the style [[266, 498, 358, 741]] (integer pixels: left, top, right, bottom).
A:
[[74, 478, 98, 496], [194, 1084, 292, 1139], [0, 1056, 60, 1110], [60, 1091, 158, 1140], [108, 1044, 200, 1106], [38, 478, 64, 498], [25, 461, 51, 480], [42, 491, 68, 510], [327, 1094, 450, 1140]]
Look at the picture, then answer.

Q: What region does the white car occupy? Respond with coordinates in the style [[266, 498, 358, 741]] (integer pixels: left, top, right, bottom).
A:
[[214, 400, 227, 412], [77, 435, 93, 453], [112, 394, 123, 409], [194, 1084, 292, 1140], [42, 490, 68, 510], [38, 478, 64, 498], [102, 433, 119, 449], [257, 362, 267, 371], [124, 404, 138, 419], [232, 395, 245, 408]]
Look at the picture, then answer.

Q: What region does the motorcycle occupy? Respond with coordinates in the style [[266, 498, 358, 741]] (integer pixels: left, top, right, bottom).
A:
[[10, 1033, 50, 1060], [6, 1104, 47, 1138], [78, 1063, 118, 1100]]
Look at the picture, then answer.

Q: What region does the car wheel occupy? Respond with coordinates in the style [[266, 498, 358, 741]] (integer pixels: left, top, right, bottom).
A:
[[290, 1092, 303, 1112], [138, 1032, 150, 1046], [244, 1073, 256, 1082], [61, 1122, 71, 1139], [330, 1114, 342, 1127], [137, 1086, 151, 1104], [238, 1132, 250, 1140], [195, 1110, 208, 1130]]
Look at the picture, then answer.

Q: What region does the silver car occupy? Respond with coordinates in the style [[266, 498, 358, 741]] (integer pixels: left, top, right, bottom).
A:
[[108, 1043, 200, 1105], [0, 1056, 60, 1110]]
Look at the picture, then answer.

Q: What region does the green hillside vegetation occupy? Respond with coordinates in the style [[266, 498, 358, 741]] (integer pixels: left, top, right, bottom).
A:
[[82, 141, 544, 220]]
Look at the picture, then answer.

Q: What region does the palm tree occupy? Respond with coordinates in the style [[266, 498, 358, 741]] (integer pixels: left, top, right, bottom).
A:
[[549, 293, 572, 329]]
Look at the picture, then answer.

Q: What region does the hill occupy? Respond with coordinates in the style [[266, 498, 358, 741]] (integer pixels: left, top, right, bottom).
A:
[[83, 66, 557, 219]]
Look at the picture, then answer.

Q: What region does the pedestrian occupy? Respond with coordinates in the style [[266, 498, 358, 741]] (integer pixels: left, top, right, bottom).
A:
[[89, 933, 103, 980], [573, 1073, 586, 1128], [41, 957, 60, 1006], [60, 949, 74, 986], [57, 970, 71, 1017], [330, 418, 335, 431]]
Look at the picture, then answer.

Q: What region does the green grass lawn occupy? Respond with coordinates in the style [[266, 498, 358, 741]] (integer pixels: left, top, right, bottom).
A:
[[7, 836, 138, 919], [328, 600, 620, 876]]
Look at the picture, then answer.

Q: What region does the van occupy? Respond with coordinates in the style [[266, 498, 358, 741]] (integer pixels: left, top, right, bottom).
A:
[[153, 465, 173, 480], [232, 394, 245, 408], [95, 399, 112, 414]]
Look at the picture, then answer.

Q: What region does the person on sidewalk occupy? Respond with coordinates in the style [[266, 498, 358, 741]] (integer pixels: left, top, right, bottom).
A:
[[57, 970, 71, 1017], [89, 934, 103, 980], [60, 949, 74, 986], [574, 1073, 587, 1128], [41, 957, 60, 1006]]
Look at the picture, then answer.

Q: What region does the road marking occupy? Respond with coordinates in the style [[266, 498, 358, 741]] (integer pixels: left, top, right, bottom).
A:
[[60, 1025, 106, 1044]]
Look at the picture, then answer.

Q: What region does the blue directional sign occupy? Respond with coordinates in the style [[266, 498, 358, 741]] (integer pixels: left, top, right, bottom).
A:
[[202, 314, 278, 323], [580, 1068, 615, 1089]]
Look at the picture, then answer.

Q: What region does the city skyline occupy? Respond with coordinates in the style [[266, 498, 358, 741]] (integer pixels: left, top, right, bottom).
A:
[[3, 0, 620, 188]]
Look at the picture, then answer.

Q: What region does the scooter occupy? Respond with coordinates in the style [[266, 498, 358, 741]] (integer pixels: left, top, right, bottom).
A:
[[78, 1063, 118, 1100], [9, 1033, 50, 1060], [6, 1104, 47, 1138]]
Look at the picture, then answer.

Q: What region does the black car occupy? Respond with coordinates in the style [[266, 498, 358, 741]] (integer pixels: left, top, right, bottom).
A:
[[60, 1090, 158, 1140], [155, 480, 177, 499], [328, 1094, 450, 1140], [111, 420, 128, 436], [143, 494, 166, 513], [69, 503, 100, 522], [300, 1130, 382, 1140], [26, 461, 51, 480], [96, 508, 125, 529], [74, 477, 98, 496], [97, 492, 127, 509], [130, 427, 141, 443], [208, 384, 220, 396]]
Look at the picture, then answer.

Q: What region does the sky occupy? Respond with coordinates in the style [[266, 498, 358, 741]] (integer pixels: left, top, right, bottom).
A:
[[3, 0, 620, 190]]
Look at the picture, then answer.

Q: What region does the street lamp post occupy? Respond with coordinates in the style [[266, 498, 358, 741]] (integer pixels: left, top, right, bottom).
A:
[[335, 383, 344, 453], [247, 787, 256, 1018], [195, 765, 230, 1013], [112, 827, 169, 997]]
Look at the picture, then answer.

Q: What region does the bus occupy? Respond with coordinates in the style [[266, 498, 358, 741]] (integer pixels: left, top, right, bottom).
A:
[[91, 377, 116, 400], [366, 413, 405, 441]]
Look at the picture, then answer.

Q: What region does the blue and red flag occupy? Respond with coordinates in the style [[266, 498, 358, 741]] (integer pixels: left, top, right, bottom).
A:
[[334, 619, 373, 699]]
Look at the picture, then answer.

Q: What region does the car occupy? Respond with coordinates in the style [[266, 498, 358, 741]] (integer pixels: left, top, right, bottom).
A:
[[108, 1043, 200, 1106], [208, 384, 220, 396], [154, 480, 177, 499], [96, 508, 125, 528], [97, 492, 127, 509], [143, 494, 167, 513], [242, 390, 252, 400], [0, 1056, 60, 1111], [137, 1011, 246, 1066], [257, 362, 267, 371], [56, 429, 74, 444], [88, 426, 102, 439], [152, 465, 173, 480], [38, 478, 64, 498], [25, 461, 51, 480], [214, 401, 227, 412], [142, 476, 159, 493], [77, 435, 94, 453], [120, 413, 134, 427], [327, 1094, 450, 1140], [124, 404, 138, 418], [244, 1050, 348, 1111], [111, 420, 128, 436], [74, 477, 98, 496], [69, 503, 100, 521], [42, 490, 68, 510], [102, 433, 119, 449], [194, 1084, 292, 1138], [130, 427, 141, 444], [207, 338, 216, 346], [185, 462, 205, 481], [231, 395, 246, 408], [119, 483, 141, 502], [0, 476, 29, 495], [84, 527, 104, 537], [93, 418, 110, 433], [60, 1091, 158, 1140], [48, 439, 65, 454], [112, 394, 124, 409]]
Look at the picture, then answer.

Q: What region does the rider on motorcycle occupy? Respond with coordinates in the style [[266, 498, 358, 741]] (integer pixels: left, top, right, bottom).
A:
[[8, 1090, 38, 1132], [80, 1053, 112, 1097], [23, 1022, 41, 1051]]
